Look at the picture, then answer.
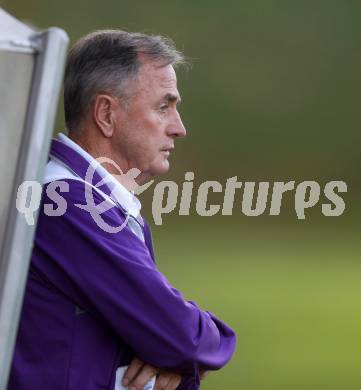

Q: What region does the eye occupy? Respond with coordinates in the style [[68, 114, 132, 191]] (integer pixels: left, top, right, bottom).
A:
[[159, 104, 168, 113]]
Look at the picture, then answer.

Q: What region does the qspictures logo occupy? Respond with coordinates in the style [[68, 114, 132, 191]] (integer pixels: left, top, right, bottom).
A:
[[15, 157, 347, 233]]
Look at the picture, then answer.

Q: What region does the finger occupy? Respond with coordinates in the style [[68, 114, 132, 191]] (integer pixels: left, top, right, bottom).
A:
[[164, 374, 181, 390], [200, 370, 210, 380], [155, 373, 171, 390], [155, 373, 181, 390], [129, 364, 158, 390], [122, 358, 144, 387]]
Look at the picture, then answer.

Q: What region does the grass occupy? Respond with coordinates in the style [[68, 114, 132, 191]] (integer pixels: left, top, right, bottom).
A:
[[151, 218, 361, 390]]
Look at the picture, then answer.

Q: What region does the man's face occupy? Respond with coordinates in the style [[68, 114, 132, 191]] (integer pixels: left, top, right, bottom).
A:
[[113, 61, 186, 181]]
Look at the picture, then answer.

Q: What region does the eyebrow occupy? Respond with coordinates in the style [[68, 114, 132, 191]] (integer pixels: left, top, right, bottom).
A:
[[163, 93, 182, 105]]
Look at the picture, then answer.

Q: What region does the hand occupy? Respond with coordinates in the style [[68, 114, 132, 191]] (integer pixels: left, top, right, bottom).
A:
[[122, 358, 181, 390], [154, 371, 182, 390], [122, 358, 156, 389]]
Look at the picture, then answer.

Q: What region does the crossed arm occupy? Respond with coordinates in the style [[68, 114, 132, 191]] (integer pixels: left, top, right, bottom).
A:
[[35, 183, 236, 388]]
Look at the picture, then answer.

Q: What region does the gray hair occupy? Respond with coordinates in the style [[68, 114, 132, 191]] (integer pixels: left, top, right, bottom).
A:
[[64, 29, 187, 131]]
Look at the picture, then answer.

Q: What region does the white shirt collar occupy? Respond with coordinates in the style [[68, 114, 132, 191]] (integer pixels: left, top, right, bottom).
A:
[[57, 133, 141, 218]]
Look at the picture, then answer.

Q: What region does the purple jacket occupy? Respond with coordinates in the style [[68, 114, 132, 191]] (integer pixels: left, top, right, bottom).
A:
[[8, 139, 236, 390]]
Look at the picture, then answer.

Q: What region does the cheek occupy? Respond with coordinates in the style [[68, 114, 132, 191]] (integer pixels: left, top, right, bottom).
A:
[[125, 112, 165, 165], [141, 116, 164, 149], [130, 131, 160, 168]]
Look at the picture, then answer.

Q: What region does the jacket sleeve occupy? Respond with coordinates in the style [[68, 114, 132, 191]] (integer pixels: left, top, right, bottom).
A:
[[33, 180, 236, 376]]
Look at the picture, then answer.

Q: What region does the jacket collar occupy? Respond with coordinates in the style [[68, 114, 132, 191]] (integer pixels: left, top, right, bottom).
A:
[[49, 133, 142, 218]]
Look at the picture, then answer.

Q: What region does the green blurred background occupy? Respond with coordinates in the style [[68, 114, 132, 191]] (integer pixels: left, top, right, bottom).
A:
[[2, 1, 360, 389]]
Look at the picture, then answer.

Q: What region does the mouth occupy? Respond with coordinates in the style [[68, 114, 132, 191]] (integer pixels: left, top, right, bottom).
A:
[[160, 146, 174, 155]]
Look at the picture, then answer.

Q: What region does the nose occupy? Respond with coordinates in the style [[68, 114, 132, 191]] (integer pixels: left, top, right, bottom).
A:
[[168, 109, 187, 138]]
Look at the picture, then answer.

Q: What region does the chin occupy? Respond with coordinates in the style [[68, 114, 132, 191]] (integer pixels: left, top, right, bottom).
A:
[[150, 160, 170, 176]]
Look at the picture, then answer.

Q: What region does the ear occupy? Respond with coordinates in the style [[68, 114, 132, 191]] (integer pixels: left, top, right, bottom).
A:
[[92, 94, 119, 138]]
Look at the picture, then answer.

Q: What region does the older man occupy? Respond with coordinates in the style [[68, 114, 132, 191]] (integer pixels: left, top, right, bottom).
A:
[[8, 30, 236, 390]]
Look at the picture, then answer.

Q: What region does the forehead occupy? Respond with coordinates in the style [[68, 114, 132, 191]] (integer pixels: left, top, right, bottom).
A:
[[134, 62, 180, 100]]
